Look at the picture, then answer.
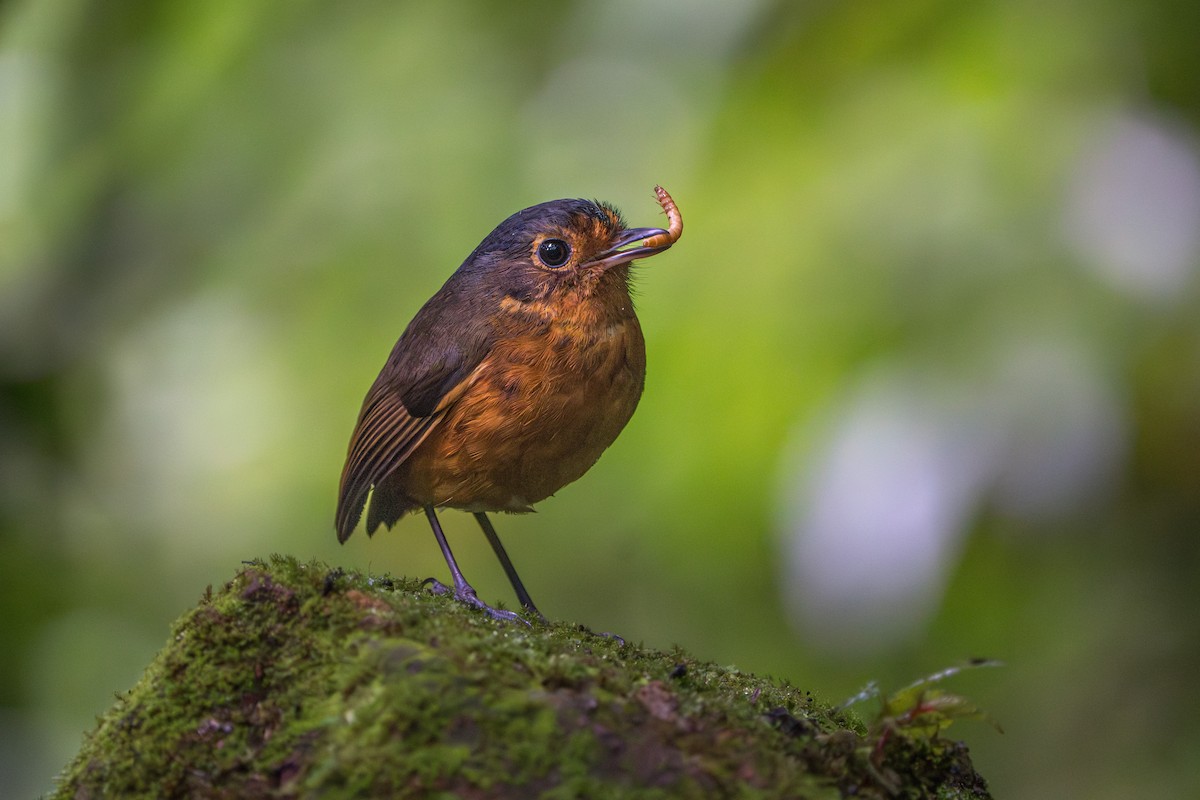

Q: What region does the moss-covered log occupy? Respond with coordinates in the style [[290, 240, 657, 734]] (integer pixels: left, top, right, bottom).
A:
[[53, 556, 991, 799]]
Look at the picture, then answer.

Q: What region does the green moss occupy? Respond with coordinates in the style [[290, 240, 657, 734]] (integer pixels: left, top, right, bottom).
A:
[[52, 556, 991, 799]]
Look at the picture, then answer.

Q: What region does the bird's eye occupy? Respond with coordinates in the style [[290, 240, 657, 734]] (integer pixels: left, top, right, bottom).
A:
[[536, 239, 571, 268]]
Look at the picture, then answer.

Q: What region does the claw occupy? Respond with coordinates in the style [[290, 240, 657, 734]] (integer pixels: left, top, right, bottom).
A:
[[422, 576, 530, 626], [422, 576, 451, 596]]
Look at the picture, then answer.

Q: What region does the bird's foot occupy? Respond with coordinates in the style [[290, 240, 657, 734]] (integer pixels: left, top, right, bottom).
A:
[[422, 577, 530, 626]]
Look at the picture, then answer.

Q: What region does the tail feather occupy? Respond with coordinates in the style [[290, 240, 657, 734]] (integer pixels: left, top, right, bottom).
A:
[[364, 479, 415, 535]]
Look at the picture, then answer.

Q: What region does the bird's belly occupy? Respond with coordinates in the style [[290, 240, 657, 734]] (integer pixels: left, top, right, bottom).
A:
[[399, 318, 646, 511]]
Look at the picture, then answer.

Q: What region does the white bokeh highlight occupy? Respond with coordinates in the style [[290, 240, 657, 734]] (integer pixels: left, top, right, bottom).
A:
[[776, 337, 1127, 651], [777, 370, 998, 651], [68, 292, 294, 566], [1063, 111, 1200, 302]]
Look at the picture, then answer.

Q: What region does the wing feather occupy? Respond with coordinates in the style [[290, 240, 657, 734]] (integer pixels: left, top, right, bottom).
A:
[[335, 352, 490, 541], [335, 390, 442, 540], [335, 267, 498, 541]]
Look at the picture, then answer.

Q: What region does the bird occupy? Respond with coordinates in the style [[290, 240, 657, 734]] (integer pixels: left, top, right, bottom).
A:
[[335, 186, 682, 622]]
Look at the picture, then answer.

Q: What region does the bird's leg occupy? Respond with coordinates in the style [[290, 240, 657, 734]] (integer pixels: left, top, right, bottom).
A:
[[421, 505, 528, 625], [474, 512, 545, 621]]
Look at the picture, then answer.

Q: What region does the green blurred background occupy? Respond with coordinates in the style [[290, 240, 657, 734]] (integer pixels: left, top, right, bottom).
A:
[[3, 0, 1199, 796]]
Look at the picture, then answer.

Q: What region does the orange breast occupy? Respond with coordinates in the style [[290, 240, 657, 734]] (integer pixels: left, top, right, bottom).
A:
[[397, 307, 646, 512]]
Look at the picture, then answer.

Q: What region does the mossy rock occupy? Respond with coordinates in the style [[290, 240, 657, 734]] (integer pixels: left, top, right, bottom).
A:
[[53, 556, 991, 799]]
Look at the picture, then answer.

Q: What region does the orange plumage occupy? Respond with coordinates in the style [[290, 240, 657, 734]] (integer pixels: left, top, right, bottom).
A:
[[336, 188, 681, 621]]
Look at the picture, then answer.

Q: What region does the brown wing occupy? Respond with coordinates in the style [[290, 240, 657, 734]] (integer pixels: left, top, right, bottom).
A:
[[336, 355, 496, 541], [335, 388, 438, 541], [337, 299, 503, 541], [335, 263, 503, 541]]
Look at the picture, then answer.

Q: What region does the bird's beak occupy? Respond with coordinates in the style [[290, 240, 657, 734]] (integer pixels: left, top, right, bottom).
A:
[[588, 226, 673, 270]]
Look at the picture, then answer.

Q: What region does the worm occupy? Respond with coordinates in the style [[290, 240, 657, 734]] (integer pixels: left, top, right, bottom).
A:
[[640, 185, 683, 249]]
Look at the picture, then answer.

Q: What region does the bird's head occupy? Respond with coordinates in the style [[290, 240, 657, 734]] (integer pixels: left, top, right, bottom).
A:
[[456, 197, 675, 307]]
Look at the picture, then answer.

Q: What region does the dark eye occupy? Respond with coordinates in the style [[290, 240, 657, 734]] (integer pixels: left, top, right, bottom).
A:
[[536, 239, 571, 268]]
